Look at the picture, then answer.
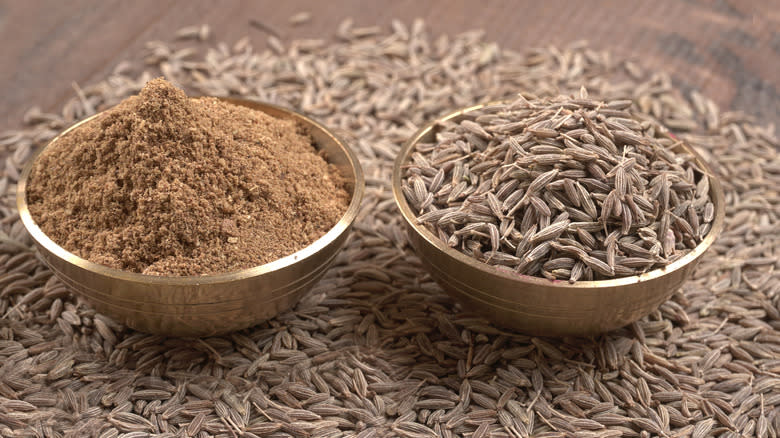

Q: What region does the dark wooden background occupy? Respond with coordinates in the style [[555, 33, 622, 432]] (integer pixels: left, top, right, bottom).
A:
[[1, 0, 777, 132]]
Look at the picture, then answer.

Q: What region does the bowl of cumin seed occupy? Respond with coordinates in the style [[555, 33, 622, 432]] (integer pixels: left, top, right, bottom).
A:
[[18, 79, 365, 337], [392, 93, 725, 336]]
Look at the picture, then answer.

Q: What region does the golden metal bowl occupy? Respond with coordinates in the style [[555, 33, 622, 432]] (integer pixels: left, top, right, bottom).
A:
[[17, 98, 365, 337], [392, 102, 725, 336]]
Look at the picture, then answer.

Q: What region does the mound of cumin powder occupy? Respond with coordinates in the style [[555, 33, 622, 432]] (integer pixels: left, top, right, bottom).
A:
[[27, 78, 350, 276]]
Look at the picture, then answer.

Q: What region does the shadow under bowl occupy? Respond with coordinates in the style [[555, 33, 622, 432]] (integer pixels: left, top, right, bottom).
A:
[[17, 98, 365, 337]]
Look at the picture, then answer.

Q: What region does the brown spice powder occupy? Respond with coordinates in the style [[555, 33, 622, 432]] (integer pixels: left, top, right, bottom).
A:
[[26, 78, 350, 276]]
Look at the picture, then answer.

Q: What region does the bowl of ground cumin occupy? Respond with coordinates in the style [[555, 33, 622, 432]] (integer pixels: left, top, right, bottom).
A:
[[18, 78, 364, 336]]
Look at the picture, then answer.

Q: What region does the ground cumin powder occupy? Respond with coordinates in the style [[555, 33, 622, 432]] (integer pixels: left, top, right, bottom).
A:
[[27, 78, 350, 275]]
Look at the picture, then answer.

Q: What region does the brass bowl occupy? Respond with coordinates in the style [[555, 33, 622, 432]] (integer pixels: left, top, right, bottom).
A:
[[392, 102, 725, 336], [18, 98, 365, 337]]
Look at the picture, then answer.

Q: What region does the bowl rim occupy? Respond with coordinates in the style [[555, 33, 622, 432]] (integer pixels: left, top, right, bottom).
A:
[[17, 98, 365, 284], [391, 100, 726, 290]]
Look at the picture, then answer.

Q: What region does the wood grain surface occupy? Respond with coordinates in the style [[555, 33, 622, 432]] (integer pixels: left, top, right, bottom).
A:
[[0, 0, 777, 131]]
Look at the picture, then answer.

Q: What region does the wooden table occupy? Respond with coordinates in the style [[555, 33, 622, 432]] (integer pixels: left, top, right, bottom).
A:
[[1, 0, 777, 131]]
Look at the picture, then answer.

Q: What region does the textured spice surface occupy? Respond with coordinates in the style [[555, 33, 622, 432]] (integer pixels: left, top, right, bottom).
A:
[[401, 93, 714, 281], [0, 21, 777, 437], [26, 78, 349, 275]]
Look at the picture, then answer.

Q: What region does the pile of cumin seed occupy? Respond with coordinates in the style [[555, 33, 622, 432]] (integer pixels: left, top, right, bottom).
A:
[[0, 19, 777, 438], [402, 91, 715, 281]]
